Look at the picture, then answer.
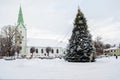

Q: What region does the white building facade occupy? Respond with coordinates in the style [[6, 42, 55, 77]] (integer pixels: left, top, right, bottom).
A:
[[103, 47, 120, 56], [27, 47, 65, 58]]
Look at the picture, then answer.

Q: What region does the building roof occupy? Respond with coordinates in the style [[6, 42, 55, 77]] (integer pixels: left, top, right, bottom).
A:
[[104, 46, 119, 51], [27, 38, 67, 48], [17, 6, 25, 28]]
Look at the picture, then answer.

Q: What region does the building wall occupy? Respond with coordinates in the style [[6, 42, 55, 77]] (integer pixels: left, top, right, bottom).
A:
[[17, 24, 27, 55], [104, 47, 120, 56], [26, 46, 65, 58]]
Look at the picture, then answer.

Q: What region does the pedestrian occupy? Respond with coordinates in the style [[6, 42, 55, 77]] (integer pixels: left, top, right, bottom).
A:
[[116, 55, 118, 59]]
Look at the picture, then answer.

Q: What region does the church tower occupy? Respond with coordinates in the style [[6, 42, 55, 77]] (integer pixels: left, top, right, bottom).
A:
[[16, 6, 27, 56]]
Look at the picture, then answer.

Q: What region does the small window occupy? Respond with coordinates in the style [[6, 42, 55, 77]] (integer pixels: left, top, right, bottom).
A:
[[17, 36, 20, 38], [51, 49, 54, 54], [56, 49, 59, 53], [20, 31, 22, 33], [41, 49, 43, 53], [111, 50, 113, 52], [20, 42, 22, 44], [44, 53, 46, 56], [22, 36, 24, 38], [36, 49, 38, 53], [20, 46, 22, 50]]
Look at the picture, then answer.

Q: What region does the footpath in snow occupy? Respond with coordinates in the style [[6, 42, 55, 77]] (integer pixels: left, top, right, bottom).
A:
[[0, 56, 120, 80]]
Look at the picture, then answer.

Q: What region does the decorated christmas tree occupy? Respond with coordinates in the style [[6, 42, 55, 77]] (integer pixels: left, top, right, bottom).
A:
[[65, 7, 96, 62]]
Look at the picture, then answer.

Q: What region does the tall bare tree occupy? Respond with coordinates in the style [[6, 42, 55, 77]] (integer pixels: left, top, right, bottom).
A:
[[104, 44, 111, 49], [30, 47, 35, 59], [0, 35, 6, 57], [46, 47, 52, 56], [94, 36, 104, 55], [0, 25, 22, 57]]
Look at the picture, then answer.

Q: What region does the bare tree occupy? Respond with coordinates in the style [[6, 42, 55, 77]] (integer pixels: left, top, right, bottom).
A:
[[0, 25, 22, 57], [46, 47, 52, 56], [30, 47, 35, 58], [104, 44, 111, 49], [94, 36, 104, 55], [16, 46, 22, 58], [0, 35, 5, 57]]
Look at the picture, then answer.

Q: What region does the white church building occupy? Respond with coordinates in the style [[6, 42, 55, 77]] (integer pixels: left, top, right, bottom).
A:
[[16, 6, 65, 59]]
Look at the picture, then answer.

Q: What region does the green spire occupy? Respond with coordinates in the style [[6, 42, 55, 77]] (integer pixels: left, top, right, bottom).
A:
[[17, 6, 24, 24]]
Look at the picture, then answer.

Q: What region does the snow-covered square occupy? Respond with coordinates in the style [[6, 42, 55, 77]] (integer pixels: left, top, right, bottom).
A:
[[0, 57, 120, 80], [0, 1, 120, 80]]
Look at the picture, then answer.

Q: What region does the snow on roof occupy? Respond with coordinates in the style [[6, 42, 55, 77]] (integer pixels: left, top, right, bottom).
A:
[[27, 38, 67, 48], [104, 46, 119, 50]]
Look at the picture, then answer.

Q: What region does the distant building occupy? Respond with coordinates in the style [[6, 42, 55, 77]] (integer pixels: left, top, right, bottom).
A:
[[15, 6, 65, 58], [103, 47, 120, 56]]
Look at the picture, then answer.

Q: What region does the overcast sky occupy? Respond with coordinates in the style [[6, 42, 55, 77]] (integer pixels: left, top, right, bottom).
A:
[[0, 0, 120, 46]]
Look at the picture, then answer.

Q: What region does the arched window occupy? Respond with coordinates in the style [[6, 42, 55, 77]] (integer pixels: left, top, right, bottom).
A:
[[20, 42, 22, 44], [36, 49, 38, 53], [44, 53, 46, 56], [41, 49, 43, 53], [20, 46, 22, 50], [56, 49, 59, 53], [111, 50, 112, 52], [51, 49, 54, 54]]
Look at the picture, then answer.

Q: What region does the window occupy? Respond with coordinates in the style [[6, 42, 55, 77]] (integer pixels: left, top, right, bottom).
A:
[[111, 50, 113, 52], [36, 49, 38, 53], [41, 49, 43, 53], [51, 49, 54, 54], [56, 49, 59, 53], [17, 36, 20, 38], [44, 53, 46, 56], [20, 42, 22, 44], [20, 46, 22, 50]]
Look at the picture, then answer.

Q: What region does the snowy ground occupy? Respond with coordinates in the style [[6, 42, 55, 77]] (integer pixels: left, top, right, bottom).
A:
[[0, 56, 120, 80]]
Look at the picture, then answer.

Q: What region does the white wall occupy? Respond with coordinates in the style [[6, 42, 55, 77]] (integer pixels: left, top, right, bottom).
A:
[[26, 46, 65, 58], [17, 24, 27, 55]]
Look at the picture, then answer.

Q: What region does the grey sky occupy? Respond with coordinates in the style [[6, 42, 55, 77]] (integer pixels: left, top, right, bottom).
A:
[[0, 0, 120, 46]]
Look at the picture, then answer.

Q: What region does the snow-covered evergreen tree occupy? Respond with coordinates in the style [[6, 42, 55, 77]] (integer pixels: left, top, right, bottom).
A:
[[65, 7, 96, 62]]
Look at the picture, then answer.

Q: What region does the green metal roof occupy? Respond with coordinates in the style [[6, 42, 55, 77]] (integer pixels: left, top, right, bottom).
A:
[[17, 6, 26, 28]]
